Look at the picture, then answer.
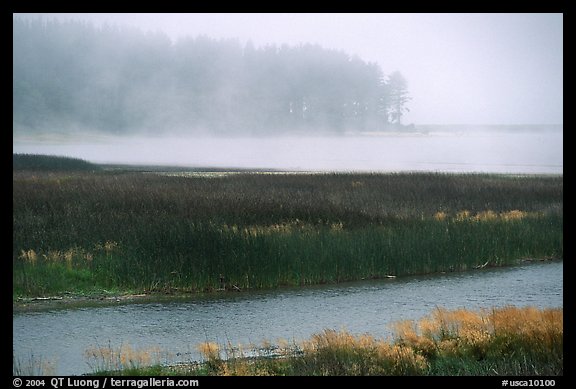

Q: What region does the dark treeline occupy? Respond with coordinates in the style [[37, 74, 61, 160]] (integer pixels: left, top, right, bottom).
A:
[[13, 154, 100, 171], [13, 17, 411, 135]]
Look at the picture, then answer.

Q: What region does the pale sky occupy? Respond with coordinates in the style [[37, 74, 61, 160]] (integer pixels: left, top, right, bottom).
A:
[[15, 13, 563, 125]]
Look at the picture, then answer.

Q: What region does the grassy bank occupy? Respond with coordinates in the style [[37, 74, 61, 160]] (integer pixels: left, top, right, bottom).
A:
[[86, 306, 563, 376], [13, 158, 563, 297]]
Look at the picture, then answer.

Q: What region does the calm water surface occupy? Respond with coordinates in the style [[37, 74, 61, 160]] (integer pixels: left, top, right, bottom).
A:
[[12, 131, 563, 174], [13, 261, 563, 375]]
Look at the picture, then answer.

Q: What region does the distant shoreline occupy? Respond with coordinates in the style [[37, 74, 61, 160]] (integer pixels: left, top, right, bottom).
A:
[[13, 123, 563, 143]]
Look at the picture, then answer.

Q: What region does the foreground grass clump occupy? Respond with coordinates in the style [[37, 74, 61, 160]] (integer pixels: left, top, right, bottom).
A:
[[88, 306, 563, 376], [84, 343, 168, 376], [13, 168, 562, 297]]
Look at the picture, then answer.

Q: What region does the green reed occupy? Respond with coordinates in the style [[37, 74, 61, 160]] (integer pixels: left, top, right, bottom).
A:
[[13, 164, 562, 296]]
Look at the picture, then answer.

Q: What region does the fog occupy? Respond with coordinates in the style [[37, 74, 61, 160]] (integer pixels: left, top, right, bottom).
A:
[[13, 14, 563, 172], [15, 13, 563, 125]]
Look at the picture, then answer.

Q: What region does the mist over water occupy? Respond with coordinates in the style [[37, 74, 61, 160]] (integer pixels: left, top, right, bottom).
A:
[[13, 128, 563, 174], [13, 15, 562, 174]]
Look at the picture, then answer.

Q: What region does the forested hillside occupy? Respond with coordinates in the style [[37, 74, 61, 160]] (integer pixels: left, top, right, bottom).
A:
[[13, 17, 411, 135]]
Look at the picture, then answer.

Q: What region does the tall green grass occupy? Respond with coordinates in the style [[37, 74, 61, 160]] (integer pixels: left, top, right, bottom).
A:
[[13, 168, 562, 296]]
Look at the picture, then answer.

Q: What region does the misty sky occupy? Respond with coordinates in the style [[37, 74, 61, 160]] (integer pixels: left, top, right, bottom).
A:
[[15, 13, 562, 125]]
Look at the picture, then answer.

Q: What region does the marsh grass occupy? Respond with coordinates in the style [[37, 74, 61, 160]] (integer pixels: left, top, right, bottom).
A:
[[84, 342, 168, 374], [88, 306, 562, 376], [289, 306, 563, 376], [13, 352, 55, 376], [13, 168, 562, 296], [190, 306, 564, 376]]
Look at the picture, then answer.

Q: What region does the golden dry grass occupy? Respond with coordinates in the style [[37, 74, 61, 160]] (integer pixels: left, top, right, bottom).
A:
[[187, 306, 562, 376], [17, 241, 119, 268], [197, 342, 220, 361], [435, 209, 535, 223], [393, 306, 563, 361], [84, 343, 165, 372]]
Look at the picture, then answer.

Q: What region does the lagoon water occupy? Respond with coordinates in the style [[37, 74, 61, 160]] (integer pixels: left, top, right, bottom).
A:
[[13, 261, 562, 375], [13, 130, 563, 174]]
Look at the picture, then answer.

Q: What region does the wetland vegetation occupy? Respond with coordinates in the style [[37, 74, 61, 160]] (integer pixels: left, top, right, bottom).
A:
[[13, 155, 563, 299]]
